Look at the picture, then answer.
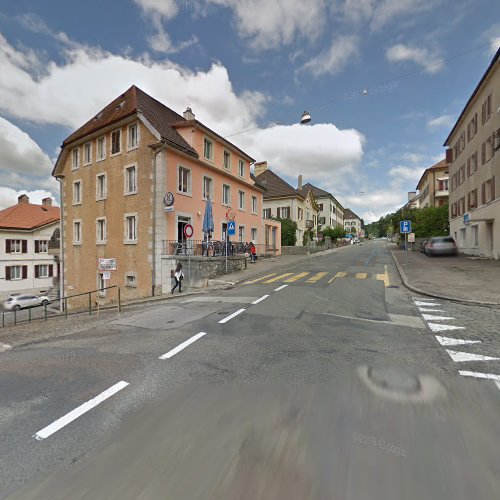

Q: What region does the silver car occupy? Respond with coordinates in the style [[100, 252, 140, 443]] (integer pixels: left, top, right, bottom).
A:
[[425, 236, 458, 256], [2, 294, 51, 311]]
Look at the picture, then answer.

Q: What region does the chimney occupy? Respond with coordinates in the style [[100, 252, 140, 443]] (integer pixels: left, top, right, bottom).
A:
[[183, 107, 195, 120], [18, 194, 29, 204], [254, 161, 268, 177], [42, 197, 52, 207], [298, 175, 303, 190], [407, 191, 417, 201]]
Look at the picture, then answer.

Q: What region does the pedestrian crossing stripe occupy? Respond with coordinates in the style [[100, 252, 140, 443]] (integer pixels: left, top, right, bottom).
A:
[[245, 271, 391, 287]]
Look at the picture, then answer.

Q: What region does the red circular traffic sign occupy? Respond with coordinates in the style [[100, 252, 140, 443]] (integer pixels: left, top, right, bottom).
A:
[[183, 224, 194, 239]]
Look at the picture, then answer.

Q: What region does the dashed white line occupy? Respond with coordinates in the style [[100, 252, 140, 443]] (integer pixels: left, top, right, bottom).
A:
[[251, 295, 269, 305], [459, 371, 500, 382], [34, 381, 129, 441], [219, 308, 246, 324], [415, 301, 440, 307], [418, 308, 446, 313], [159, 332, 207, 359], [495, 381, 500, 392], [428, 323, 465, 332], [274, 284, 288, 292], [422, 314, 455, 321], [446, 350, 500, 362], [435, 336, 481, 346]]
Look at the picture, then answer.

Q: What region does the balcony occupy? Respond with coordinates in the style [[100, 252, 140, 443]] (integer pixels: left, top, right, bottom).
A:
[[435, 190, 449, 198]]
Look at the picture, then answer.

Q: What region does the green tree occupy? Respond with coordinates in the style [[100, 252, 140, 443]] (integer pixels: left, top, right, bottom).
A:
[[277, 218, 297, 246]]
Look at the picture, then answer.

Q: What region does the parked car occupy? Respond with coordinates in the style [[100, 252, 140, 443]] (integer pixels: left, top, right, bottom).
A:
[[420, 239, 429, 253], [2, 294, 51, 311], [425, 236, 458, 256]]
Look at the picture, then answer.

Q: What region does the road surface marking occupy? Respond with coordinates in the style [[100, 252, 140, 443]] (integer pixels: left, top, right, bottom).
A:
[[435, 336, 481, 346], [306, 272, 328, 283], [495, 381, 500, 392], [418, 308, 446, 313], [446, 350, 499, 362], [422, 314, 455, 321], [219, 308, 246, 323], [375, 266, 390, 287], [415, 301, 441, 307], [252, 295, 269, 305], [245, 274, 277, 284], [159, 332, 207, 359], [459, 371, 500, 382], [284, 272, 310, 283], [428, 323, 465, 332], [314, 312, 424, 329], [34, 381, 129, 441], [328, 272, 347, 283], [0, 343, 11, 352], [355, 273, 368, 279], [274, 284, 288, 292], [263, 273, 293, 283]]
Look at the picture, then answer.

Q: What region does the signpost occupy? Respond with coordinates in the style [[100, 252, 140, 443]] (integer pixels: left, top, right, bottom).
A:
[[400, 220, 412, 265], [183, 224, 193, 290], [225, 214, 236, 273]]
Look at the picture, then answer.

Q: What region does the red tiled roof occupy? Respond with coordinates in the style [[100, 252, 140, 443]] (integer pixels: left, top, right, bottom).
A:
[[62, 85, 198, 157], [0, 203, 60, 230], [343, 208, 360, 220]]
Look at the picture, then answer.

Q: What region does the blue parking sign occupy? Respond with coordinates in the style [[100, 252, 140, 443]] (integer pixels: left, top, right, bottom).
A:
[[227, 220, 236, 236], [400, 220, 411, 233]]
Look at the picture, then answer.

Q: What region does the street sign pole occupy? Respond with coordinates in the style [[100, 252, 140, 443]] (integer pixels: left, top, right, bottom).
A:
[[405, 232, 408, 266]]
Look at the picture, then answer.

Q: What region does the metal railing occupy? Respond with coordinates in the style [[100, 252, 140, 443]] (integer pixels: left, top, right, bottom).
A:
[[162, 240, 276, 257]]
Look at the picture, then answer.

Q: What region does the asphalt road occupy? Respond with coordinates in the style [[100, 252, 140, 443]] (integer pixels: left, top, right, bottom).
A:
[[1, 241, 500, 499]]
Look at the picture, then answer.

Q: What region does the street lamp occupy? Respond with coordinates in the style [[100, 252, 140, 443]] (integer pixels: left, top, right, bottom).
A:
[[300, 111, 311, 125]]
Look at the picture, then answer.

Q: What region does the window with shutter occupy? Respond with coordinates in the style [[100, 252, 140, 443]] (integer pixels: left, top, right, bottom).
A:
[[481, 182, 486, 204], [35, 240, 39, 253], [5, 240, 11, 253], [492, 176, 496, 201], [5, 266, 10, 280], [482, 102, 486, 124], [49, 265, 54, 277], [22, 240, 27, 253], [35, 265, 39, 278], [482, 142, 486, 164], [22, 266, 27, 279], [277, 207, 281, 218]]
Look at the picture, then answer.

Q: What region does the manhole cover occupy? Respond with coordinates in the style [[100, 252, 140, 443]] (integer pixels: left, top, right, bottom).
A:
[[368, 365, 421, 394]]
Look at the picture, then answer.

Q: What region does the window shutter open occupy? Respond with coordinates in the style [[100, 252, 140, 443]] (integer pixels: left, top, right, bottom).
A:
[[5, 240, 11, 253], [22, 240, 27, 253], [34, 265, 39, 278], [445, 148, 453, 163], [482, 143, 486, 164], [481, 182, 486, 204], [49, 265, 54, 277], [35, 240, 39, 253], [277, 207, 281, 218], [22, 266, 27, 279], [5, 266, 11, 281], [492, 177, 496, 200]]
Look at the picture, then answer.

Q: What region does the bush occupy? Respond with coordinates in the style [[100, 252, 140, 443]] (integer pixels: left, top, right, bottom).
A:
[[277, 218, 297, 246]]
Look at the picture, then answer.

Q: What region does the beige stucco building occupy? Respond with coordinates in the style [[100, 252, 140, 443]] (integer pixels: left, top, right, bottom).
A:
[[344, 209, 365, 238], [300, 183, 344, 230], [416, 159, 450, 208], [445, 48, 499, 259]]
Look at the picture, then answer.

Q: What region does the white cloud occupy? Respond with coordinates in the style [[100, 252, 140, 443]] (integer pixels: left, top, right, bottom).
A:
[[16, 13, 78, 48], [427, 114, 455, 130], [208, 0, 328, 50], [386, 43, 444, 74], [0, 187, 58, 211], [300, 35, 359, 77], [133, 0, 179, 20], [388, 165, 425, 187], [370, 0, 440, 31], [147, 17, 198, 53]]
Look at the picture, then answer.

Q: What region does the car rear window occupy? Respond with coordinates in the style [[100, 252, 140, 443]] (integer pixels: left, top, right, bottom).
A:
[[432, 237, 454, 243]]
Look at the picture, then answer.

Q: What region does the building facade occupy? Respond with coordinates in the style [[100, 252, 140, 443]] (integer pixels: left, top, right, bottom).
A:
[[53, 86, 279, 305], [416, 159, 450, 208], [0, 195, 60, 298], [344, 208, 365, 238], [300, 182, 344, 230], [445, 48, 499, 259]]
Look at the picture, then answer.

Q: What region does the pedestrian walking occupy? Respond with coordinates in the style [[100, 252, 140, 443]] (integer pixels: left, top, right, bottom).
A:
[[250, 241, 257, 263], [171, 263, 184, 294]]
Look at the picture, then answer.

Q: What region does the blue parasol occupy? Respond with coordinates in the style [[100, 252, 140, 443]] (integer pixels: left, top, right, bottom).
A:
[[202, 198, 214, 239]]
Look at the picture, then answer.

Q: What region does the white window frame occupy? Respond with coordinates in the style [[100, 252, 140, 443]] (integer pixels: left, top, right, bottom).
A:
[[71, 147, 80, 170], [177, 165, 192, 196], [127, 122, 139, 150], [223, 150, 231, 170], [38, 264, 50, 278], [73, 220, 82, 245], [9, 239, 22, 253], [111, 129, 122, 156], [73, 180, 82, 205], [10, 265, 22, 280], [203, 137, 214, 161], [202, 175, 213, 201], [98, 272, 107, 297], [222, 184, 231, 206], [83, 142, 92, 166], [251, 227, 257, 242], [124, 164, 138, 195], [238, 159, 245, 177], [238, 190, 245, 210], [96, 173, 107, 201], [125, 273, 137, 287], [238, 225, 245, 242], [96, 217, 107, 245], [124, 213, 138, 244], [96, 136, 106, 161], [251, 196, 257, 214], [38, 240, 49, 253]]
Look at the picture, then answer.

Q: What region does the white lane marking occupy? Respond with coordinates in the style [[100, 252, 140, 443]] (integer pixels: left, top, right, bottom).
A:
[[34, 381, 129, 441], [414, 297, 435, 301], [418, 308, 446, 313], [0, 343, 12, 352], [435, 336, 481, 346], [495, 381, 500, 392], [459, 371, 500, 382], [274, 284, 288, 292], [446, 350, 500, 362], [414, 301, 440, 306], [428, 323, 465, 332], [159, 332, 207, 360], [422, 314, 455, 321], [252, 295, 269, 305], [219, 308, 246, 324]]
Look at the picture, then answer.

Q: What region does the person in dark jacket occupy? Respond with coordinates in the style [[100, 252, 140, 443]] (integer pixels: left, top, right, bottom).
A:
[[171, 263, 184, 293]]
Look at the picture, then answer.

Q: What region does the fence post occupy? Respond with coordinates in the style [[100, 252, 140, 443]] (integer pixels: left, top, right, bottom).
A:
[[118, 287, 121, 313], [89, 292, 92, 315]]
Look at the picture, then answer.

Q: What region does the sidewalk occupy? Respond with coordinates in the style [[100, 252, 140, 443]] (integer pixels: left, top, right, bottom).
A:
[[390, 245, 500, 306]]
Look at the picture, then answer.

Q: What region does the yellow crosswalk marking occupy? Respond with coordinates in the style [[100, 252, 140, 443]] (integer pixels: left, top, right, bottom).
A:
[[376, 265, 390, 287], [328, 271, 347, 284], [263, 273, 294, 283], [306, 272, 328, 283], [284, 272, 310, 283], [245, 273, 277, 284], [355, 273, 368, 279]]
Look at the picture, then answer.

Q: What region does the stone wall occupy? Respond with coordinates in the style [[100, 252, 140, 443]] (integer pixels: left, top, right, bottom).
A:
[[161, 255, 247, 291]]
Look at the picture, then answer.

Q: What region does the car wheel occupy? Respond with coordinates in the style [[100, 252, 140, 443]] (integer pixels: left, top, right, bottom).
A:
[[13, 305, 21, 311], [42, 300, 49, 306]]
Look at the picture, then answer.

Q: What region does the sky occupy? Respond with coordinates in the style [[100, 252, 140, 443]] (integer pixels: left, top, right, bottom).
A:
[[0, 0, 499, 222]]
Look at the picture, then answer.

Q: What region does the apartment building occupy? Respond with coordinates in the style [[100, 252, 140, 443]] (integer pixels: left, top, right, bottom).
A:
[[0, 195, 60, 297], [344, 208, 365, 238], [300, 182, 344, 229], [416, 159, 450, 208], [444, 48, 500, 258], [254, 163, 319, 245], [53, 85, 275, 304]]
